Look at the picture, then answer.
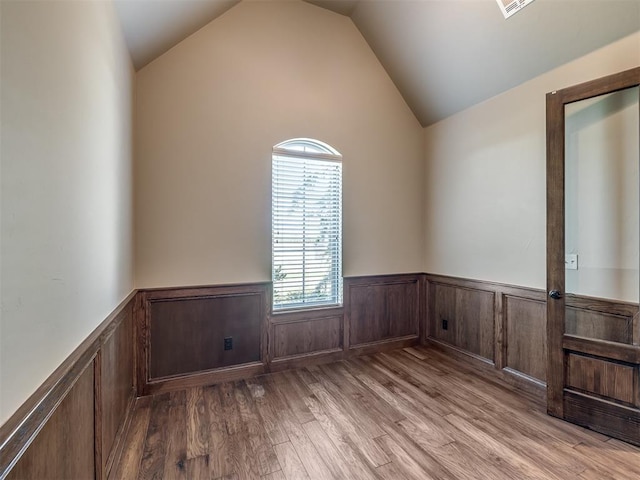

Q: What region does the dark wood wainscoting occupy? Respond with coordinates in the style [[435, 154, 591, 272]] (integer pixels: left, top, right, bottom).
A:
[[269, 307, 344, 369], [426, 275, 547, 377], [136, 274, 423, 381], [0, 292, 136, 480], [429, 281, 495, 361], [99, 305, 136, 477], [5, 364, 96, 480], [346, 274, 422, 349], [425, 274, 547, 392], [504, 295, 547, 382], [423, 274, 640, 403], [4, 273, 640, 476], [136, 283, 269, 396]]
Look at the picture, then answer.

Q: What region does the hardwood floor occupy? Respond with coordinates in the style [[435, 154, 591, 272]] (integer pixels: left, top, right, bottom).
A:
[[112, 346, 640, 479]]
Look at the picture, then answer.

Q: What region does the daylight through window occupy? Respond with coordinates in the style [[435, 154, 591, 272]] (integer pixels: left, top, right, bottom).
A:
[[272, 139, 343, 310]]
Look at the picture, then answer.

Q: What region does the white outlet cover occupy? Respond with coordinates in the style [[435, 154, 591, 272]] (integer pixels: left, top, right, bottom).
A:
[[565, 254, 578, 270], [496, 0, 536, 19]]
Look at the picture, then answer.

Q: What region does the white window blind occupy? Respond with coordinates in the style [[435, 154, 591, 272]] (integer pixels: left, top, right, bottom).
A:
[[272, 139, 343, 311]]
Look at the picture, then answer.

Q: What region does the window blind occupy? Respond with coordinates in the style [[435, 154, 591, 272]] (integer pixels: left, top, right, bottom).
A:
[[272, 148, 342, 310]]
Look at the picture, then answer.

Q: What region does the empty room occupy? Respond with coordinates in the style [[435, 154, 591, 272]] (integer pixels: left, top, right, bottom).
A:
[[2, 0, 640, 478]]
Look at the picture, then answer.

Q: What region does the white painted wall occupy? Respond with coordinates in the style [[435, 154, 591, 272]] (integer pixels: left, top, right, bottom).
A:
[[424, 32, 640, 291], [0, 0, 134, 424], [134, 0, 424, 288]]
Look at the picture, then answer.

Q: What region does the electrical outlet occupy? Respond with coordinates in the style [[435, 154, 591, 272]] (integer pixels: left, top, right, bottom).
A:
[[442, 319, 448, 330], [224, 337, 233, 351]]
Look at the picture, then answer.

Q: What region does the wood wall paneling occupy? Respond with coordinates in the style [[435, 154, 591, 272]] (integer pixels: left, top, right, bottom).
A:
[[505, 296, 547, 382], [5, 273, 640, 477], [136, 284, 269, 396], [0, 293, 137, 480], [456, 287, 494, 360], [424, 274, 640, 397], [101, 306, 135, 476], [346, 275, 420, 347], [430, 283, 456, 344], [6, 365, 95, 480], [563, 335, 640, 364], [273, 315, 342, 358], [147, 290, 265, 380], [429, 281, 495, 362]]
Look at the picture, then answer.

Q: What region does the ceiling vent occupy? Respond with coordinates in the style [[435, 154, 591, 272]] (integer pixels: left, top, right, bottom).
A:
[[496, 0, 536, 19]]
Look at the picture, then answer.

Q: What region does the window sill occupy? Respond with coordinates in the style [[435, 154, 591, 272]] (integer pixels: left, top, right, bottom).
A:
[[270, 305, 344, 324]]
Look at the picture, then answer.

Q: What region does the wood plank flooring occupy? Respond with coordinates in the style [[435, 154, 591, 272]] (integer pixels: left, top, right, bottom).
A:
[[113, 346, 640, 479]]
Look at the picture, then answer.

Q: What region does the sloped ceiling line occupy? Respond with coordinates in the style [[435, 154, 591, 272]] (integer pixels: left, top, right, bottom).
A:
[[114, 0, 640, 126]]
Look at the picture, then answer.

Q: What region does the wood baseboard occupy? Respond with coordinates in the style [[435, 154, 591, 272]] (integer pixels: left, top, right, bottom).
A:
[[268, 336, 421, 373], [269, 349, 345, 372], [143, 362, 266, 396], [425, 338, 546, 404], [349, 335, 419, 356]]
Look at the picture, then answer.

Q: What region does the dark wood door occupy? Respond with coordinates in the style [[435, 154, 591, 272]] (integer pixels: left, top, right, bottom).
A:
[[546, 67, 640, 445]]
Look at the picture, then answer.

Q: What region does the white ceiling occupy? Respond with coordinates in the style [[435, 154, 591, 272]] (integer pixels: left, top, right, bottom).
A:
[[113, 0, 240, 70], [114, 0, 640, 126]]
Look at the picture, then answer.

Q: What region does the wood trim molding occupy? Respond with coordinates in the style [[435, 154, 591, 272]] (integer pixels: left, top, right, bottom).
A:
[[144, 362, 266, 396], [563, 335, 640, 364], [269, 349, 345, 372], [565, 294, 638, 317], [554, 66, 640, 105], [270, 306, 344, 325], [0, 291, 137, 480], [424, 273, 546, 301], [426, 338, 494, 366], [94, 350, 103, 480], [493, 292, 505, 370], [348, 335, 419, 356]]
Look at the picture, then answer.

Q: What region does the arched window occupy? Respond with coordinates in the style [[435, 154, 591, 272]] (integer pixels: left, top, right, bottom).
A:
[[272, 138, 343, 310]]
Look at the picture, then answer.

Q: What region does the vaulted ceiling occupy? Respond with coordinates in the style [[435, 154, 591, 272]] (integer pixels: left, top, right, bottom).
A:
[[113, 0, 640, 126]]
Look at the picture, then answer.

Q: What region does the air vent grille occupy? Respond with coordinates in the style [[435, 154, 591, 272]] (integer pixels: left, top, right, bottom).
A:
[[496, 0, 536, 19]]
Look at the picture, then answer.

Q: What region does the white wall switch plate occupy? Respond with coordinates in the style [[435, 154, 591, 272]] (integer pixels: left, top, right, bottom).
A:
[[565, 254, 578, 270]]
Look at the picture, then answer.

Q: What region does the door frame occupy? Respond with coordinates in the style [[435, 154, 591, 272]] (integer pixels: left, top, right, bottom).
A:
[[546, 66, 640, 418]]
